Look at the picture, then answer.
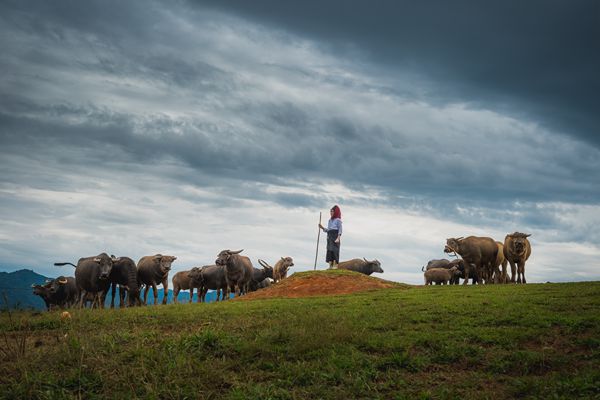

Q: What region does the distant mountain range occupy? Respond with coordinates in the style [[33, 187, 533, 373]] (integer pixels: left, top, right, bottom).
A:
[[0, 269, 50, 309], [0, 269, 221, 310]]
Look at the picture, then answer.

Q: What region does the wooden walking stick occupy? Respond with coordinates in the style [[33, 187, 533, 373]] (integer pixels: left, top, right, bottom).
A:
[[314, 212, 322, 270]]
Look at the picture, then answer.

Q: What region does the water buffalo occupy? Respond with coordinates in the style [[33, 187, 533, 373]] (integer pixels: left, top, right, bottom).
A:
[[504, 232, 532, 284], [32, 281, 54, 310], [54, 253, 116, 308], [424, 267, 460, 285], [172, 270, 201, 304], [108, 256, 141, 308], [272, 257, 294, 283], [32, 276, 78, 310], [248, 260, 275, 292], [215, 249, 254, 297], [137, 254, 177, 305], [337, 258, 384, 275], [444, 237, 497, 284], [189, 265, 229, 302], [421, 259, 452, 272]]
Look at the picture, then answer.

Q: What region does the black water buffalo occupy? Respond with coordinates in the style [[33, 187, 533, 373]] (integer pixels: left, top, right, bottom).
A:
[[32, 278, 76, 310], [108, 256, 141, 308], [215, 249, 254, 297], [444, 237, 497, 284], [421, 259, 452, 272], [49, 276, 78, 307], [248, 260, 274, 292], [137, 254, 177, 305], [337, 258, 384, 275], [189, 265, 228, 302], [32, 281, 54, 310], [504, 232, 532, 284], [54, 253, 116, 308]]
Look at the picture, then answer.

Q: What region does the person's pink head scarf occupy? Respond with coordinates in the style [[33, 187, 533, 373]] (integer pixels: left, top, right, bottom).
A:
[[331, 205, 341, 219]]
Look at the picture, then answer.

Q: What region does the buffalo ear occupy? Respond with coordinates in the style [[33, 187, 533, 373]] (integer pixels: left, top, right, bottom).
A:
[[172, 256, 177, 261], [525, 233, 531, 237]]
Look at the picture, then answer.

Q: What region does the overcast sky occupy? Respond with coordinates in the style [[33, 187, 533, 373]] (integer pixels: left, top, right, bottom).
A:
[[1, 0, 599, 286]]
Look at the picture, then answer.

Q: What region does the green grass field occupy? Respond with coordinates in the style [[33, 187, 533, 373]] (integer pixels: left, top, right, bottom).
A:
[[1, 271, 599, 399]]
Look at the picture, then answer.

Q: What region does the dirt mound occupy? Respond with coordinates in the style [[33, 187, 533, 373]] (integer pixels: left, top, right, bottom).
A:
[[239, 269, 402, 300]]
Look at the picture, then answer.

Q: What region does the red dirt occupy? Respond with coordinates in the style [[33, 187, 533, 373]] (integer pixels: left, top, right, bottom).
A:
[[238, 270, 401, 300]]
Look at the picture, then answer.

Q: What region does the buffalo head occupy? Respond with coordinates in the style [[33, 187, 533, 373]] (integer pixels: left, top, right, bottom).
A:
[[365, 258, 384, 273], [215, 249, 243, 266], [257, 260, 275, 278], [49, 276, 69, 293], [93, 255, 115, 280], [280, 257, 294, 268], [509, 232, 531, 255], [188, 266, 203, 284], [444, 237, 463, 254], [153, 254, 177, 274]]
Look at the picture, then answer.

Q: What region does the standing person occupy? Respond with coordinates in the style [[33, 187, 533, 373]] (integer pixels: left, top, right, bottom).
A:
[[319, 205, 342, 269]]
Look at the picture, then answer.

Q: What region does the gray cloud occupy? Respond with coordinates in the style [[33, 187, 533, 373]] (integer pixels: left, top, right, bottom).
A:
[[193, 0, 600, 147]]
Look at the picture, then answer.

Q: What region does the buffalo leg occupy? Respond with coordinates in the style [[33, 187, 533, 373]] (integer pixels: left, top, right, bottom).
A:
[[518, 261, 526, 284], [508, 260, 517, 283], [143, 285, 149, 305], [120, 287, 127, 308], [173, 286, 180, 304], [162, 278, 168, 305], [150, 283, 158, 305], [110, 283, 117, 309], [78, 290, 86, 309]]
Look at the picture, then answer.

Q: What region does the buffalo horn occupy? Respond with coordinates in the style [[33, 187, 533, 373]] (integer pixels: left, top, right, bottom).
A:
[[258, 259, 272, 269], [230, 249, 243, 254], [58, 278, 68, 284]]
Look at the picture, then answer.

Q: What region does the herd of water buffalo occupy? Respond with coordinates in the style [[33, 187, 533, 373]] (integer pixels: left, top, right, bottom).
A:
[[30, 232, 530, 311], [31, 249, 384, 310], [423, 232, 532, 285]]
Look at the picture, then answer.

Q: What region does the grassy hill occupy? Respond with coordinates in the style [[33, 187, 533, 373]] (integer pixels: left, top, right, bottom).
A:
[[1, 270, 599, 399]]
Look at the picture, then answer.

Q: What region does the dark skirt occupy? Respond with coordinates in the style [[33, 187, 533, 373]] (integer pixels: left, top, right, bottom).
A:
[[326, 229, 340, 263]]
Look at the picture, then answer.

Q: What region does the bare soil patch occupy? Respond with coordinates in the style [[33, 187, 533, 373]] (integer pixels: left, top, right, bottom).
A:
[[239, 270, 403, 300]]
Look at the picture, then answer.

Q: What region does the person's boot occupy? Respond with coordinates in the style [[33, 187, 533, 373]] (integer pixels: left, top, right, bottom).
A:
[[328, 262, 333, 270], [332, 262, 338, 270]]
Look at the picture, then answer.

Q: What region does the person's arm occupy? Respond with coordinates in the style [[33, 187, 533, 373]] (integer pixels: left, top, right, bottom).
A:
[[319, 222, 328, 232], [335, 219, 342, 243]]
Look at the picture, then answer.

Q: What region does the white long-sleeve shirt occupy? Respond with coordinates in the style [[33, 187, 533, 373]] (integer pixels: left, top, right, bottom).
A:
[[322, 218, 342, 235]]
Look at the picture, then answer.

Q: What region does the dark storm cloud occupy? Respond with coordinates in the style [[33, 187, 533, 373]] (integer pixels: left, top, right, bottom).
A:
[[193, 0, 600, 147], [1, 0, 599, 240]]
